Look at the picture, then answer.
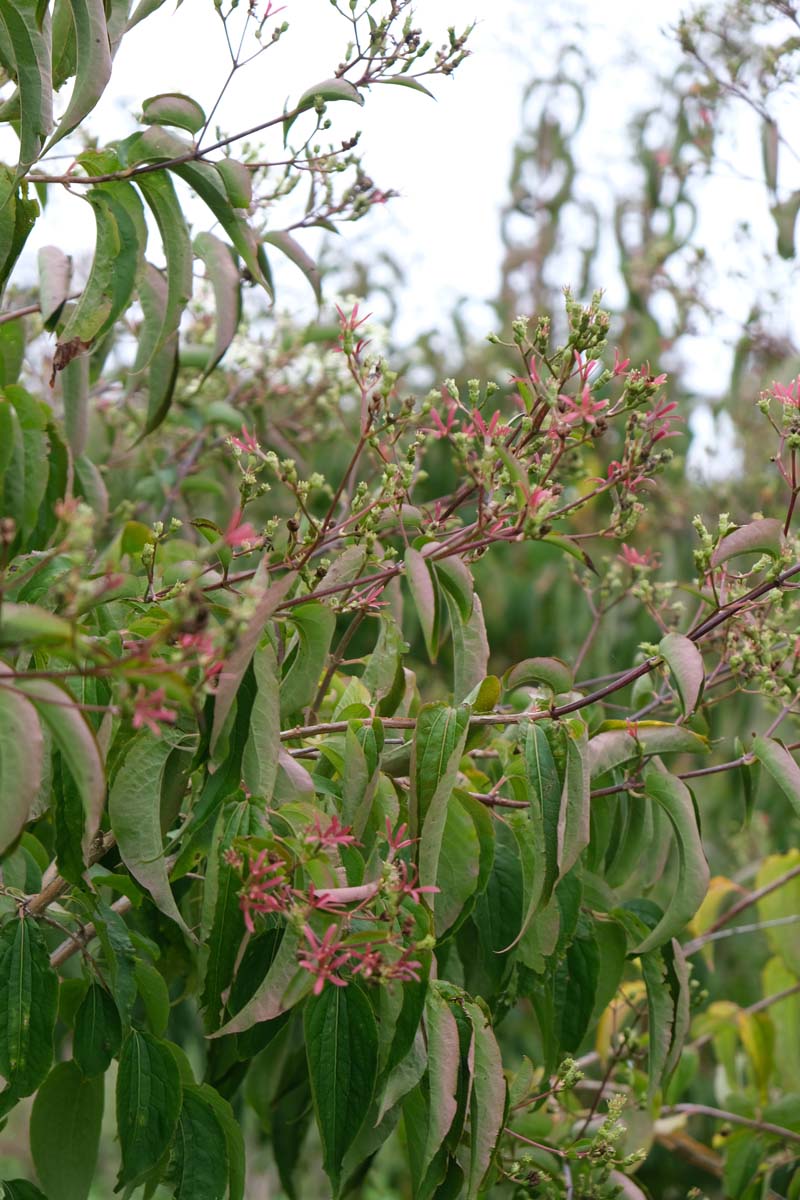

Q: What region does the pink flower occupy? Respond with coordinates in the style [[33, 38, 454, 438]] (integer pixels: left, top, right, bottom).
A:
[[385, 819, 415, 852], [131, 686, 177, 736], [223, 510, 258, 548], [298, 924, 352, 994], [613, 349, 631, 376], [239, 850, 291, 931], [393, 860, 439, 904], [771, 376, 800, 407], [422, 399, 459, 440], [643, 398, 682, 443], [556, 385, 609, 428], [229, 425, 260, 454], [619, 544, 659, 569], [351, 945, 385, 979], [304, 813, 361, 850], [463, 408, 511, 441], [384, 948, 423, 984]]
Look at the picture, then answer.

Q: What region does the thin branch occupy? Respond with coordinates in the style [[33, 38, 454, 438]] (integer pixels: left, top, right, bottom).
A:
[[663, 1103, 800, 1146], [682, 860, 800, 954]]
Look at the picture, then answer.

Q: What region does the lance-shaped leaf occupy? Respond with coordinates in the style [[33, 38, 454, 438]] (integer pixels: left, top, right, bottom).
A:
[[12, 676, 104, 861], [588, 722, 709, 780], [710, 517, 784, 567], [415, 703, 471, 898], [284, 76, 364, 143], [116, 1030, 182, 1187], [0, 668, 43, 854], [210, 566, 296, 756], [30, 1060, 104, 1200], [505, 656, 573, 695], [212, 924, 301, 1036], [660, 631, 704, 715], [46, 0, 111, 151], [142, 91, 206, 134], [464, 1000, 506, 1199], [2, 385, 49, 540], [445, 591, 489, 703], [772, 189, 800, 259], [109, 733, 193, 939], [405, 546, 439, 662], [241, 642, 280, 801], [133, 167, 193, 357], [57, 191, 120, 346], [61, 351, 89, 458], [37, 244, 71, 330], [420, 986, 460, 1178], [0, 0, 53, 176], [130, 262, 168, 377], [91, 180, 146, 338], [279, 601, 336, 718], [170, 1084, 229, 1200], [634, 766, 710, 954], [0, 918, 58, 1113], [264, 230, 321, 303], [559, 722, 591, 879], [199, 1084, 245, 1200], [641, 939, 690, 1098], [216, 157, 252, 208], [193, 231, 242, 375], [753, 736, 800, 818], [524, 720, 562, 904], [73, 982, 121, 1077], [305, 981, 378, 1195]]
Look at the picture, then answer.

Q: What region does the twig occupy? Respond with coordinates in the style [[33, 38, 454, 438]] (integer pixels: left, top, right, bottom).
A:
[[682, 861, 800, 954], [663, 1103, 800, 1146], [50, 894, 132, 969]]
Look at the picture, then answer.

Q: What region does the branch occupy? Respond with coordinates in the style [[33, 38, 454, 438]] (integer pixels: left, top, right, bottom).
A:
[[663, 1103, 800, 1146], [682, 861, 800, 955], [24, 832, 116, 916], [49, 893, 132, 969]]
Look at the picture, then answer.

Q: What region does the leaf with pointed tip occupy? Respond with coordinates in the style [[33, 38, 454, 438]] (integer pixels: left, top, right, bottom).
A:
[[641, 939, 690, 1098], [58, 191, 120, 345], [405, 546, 439, 662], [416, 704, 471, 902], [46, 0, 111, 150], [753, 736, 800, 818], [305, 980, 378, 1195], [505, 656, 573, 695], [37, 244, 71, 329], [60, 349, 89, 457], [710, 517, 784, 567], [13, 676, 104, 861], [0, 0, 53, 176], [241, 642, 280, 801], [660, 632, 704, 715], [0, 918, 57, 1113], [142, 91, 206, 134], [279, 601, 336, 719], [0, 668, 42, 855], [216, 157, 252, 209], [212, 925, 301, 1036], [263, 230, 321, 303], [463, 1000, 506, 1199], [170, 1084, 229, 1200], [377, 76, 435, 99], [633, 766, 710, 954], [421, 986, 460, 1178], [588, 722, 709, 780], [126, 0, 170, 30], [116, 1030, 182, 1187], [73, 982, 121, 1076], [445, 591, 489, 703], [193, 231, 241, 375], [30, 1060, 104, 1200], [284, 76, 363, 142], [109, 734, 193, 939], [132, 170, 193, 358]]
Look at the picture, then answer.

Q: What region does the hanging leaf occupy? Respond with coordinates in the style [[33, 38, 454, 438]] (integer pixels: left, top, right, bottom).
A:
[[141, 91, 206, 134], [588, 722, 709, 779], [0, 918, 58, 1112], [753, 736, 800, 818], [463, 1000, 506, 1199], [445, 591, 489, 703], [505, 656, 573, 695], [710, 517, 784, 567], [524, 720, 563, 905], [37, 245, 71, 329], [61, 351, 89, 458], [659, 631, 704, 715], [130, 165, 193, 362], [212, 924, 300, 1036], [641, 939, 690, 1098], [284, 76, 364, 142], [0, 670, 43, 854], [633, 766, 710, 954], [169, 1084, 229, 1200], [73, 982, 122, 1077], [193, 231, 242, 375], [109, 732, 194, 939], [116, 1030, 182, 1187], [420, 986, 460, 1178], [29, 1061, 104, 1200], [415, 703, 471, 898], [241, 642, 281, 801], [215, 157, 252, 209], [0, 0, 53, 176], [56, 191, 122, 349], [45, 0, 111, 151], [263, 230, 322, 303], [279, 601, 336, 718], [405, 546, 439, 662], [305, 980, 378, 1195], [198, 1084, 245, 1200]]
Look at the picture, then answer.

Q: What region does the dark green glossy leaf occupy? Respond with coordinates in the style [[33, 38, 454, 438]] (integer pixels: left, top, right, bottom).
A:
[[0, 917, 57, 1112], [73, 982, 121, 1076], [279, 601, 336, 718], [30, 1060, 104, 1200], [168, 1084, 229, 1200], [116, 1030, 182, 1187]]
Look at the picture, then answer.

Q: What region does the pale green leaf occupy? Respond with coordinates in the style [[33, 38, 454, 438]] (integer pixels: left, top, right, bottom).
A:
[[710, 517, 784, 567], [464, 1000, 506, 1199], [142, 91, 206, 134], [37, 244, 71, 329], [0, 667, 43, 854], [263, 230, 321, 303], [193, 230, 242, 375], [46, 0, 111, 151], [753, 736, 800, 819]]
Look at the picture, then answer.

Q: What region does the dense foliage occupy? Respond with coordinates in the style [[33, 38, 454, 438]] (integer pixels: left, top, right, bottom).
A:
[[1, 2, 800, 1198]]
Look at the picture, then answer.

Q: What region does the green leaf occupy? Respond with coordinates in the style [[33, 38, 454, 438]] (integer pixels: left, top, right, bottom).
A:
[[142, 91, 206, 134], [73, 982, 121, 1076], [169, 1084, 229, 1200], [405, 547, 439, 662], [772, 189, 800, 259], [284, 76, 363, 142], [634, 766, 710, 954], [524, 720, 562, 904], [557, 918, 599, 1052], [193, 231, 242, 375], [12, 677, 104, 862], [445, 591, 489, 703], [134, 959, 170, 1036], [463, 1000, 506, 1199], [212, 924, 300, 1036], [92, 899, 137, 1025], [37, 245, 71, 329], [0, 320, 24, 386], [435, 793, 483, 937], [1, 385, 49, 539], [0, 0, 53, 176], [755, 851, 800, 975], [263, 230, 322, 303], [305, 981, 378, 1195], [0, 918, 57, 1111], [506, 656, 573, 695], [240, 643, 280, 803], [196, 1083, 245, 1200], [1, 1181, 49, 1199], [377, 76, 435, 99], [210, 565, 296, 756], [710, 517, 785, 567], [415, 704, 471, 900], [57, 190, 122, 345], [30, 1060, 104, 1200], [0, 669, 43, 854], [109, 733, 193, 939], [641, 940, 691, 1098], [753, 736, 800, 818], [46, 0, 111, 150], [279, 601, 336, 718], [421, 986, 460, 1178], [433, 555, 474, 621], [588, 722, 709, 779], [61, 351, 89, 458], [215, 157, 252, 208], [660, 632, 704, 715], [132, 169, 193, 355], [116, 1030, 182, 1187]]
